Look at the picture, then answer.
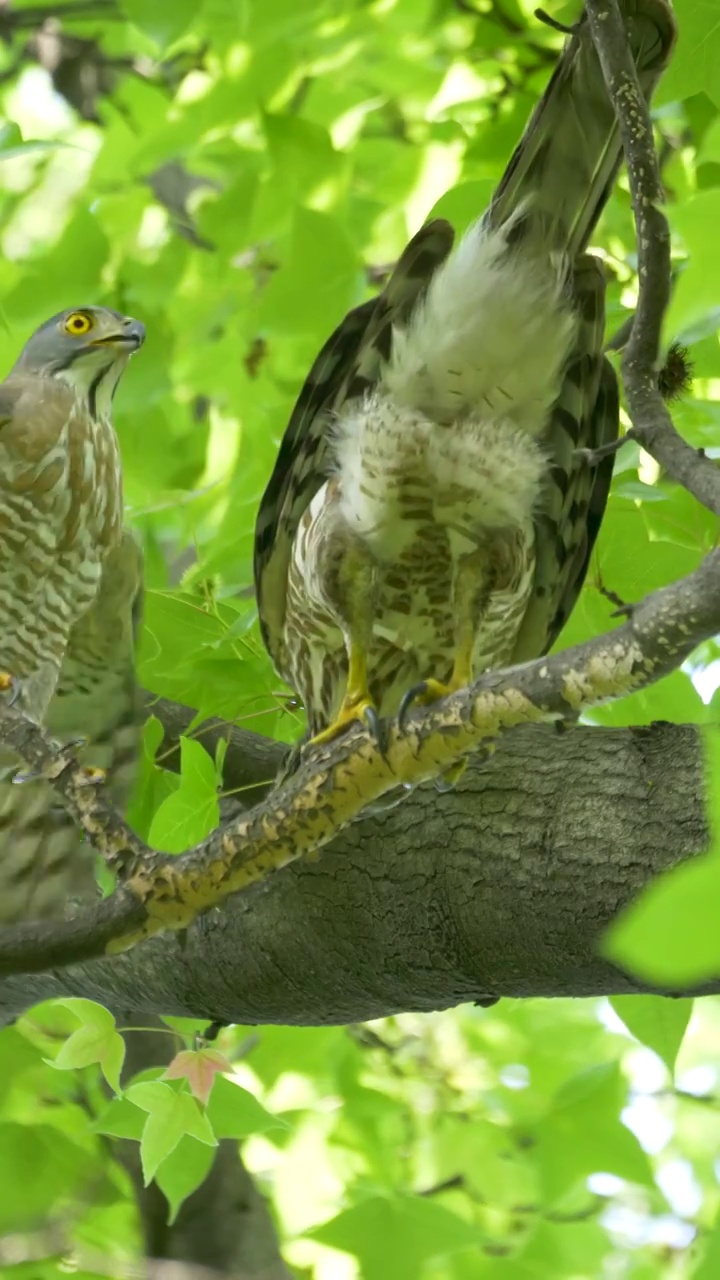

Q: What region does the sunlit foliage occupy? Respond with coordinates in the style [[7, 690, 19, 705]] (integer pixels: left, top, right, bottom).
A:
[[1, 0, 720, 1274]]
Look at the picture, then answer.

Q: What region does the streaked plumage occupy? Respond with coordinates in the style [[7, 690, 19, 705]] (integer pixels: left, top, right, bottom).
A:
[[0, 306, 143, 921], [0, 306, 143, 725], [254, 1, 676, 740], [0, 531, 144, 922]]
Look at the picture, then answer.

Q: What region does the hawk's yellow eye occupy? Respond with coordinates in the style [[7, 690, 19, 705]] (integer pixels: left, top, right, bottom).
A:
[[63, 312, 93, 337]]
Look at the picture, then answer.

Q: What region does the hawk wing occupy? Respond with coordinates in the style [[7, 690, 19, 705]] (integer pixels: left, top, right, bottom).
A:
[[253, 220, 455, 674], [511, 262, 620, 663], [486, 0, 674, 659], [0, 530, 144, 923]]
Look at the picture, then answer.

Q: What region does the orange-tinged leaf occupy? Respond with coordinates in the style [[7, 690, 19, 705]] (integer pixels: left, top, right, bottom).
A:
[[163, 1048, 233, 1105]]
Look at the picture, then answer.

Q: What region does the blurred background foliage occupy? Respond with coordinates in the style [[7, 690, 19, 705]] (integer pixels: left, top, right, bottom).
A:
[[1, 0, 720, 1275]]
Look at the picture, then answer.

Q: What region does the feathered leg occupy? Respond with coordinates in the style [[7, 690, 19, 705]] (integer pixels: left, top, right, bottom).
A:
[[306, 535, 381, 746]]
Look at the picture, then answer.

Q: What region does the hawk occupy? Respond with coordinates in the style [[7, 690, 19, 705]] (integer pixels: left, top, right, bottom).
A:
[[0, 530, 144, 922], [254, 1, 676, 746], [0, 306, 144, 920]]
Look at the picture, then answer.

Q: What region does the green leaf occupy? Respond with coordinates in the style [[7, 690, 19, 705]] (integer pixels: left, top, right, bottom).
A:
[[609, 995, 693, 1075], [0, 1124, 90, 1231], [667, 190, 720, 337], [205, 1074, 283, 1139], [307, 1194, 482, 1280], [262, 112, 346, 205], [655, 0, 720, 107], [604, 853, 720, 985], [126, 1082, 217, 1184], [155, 1134, 216, 1223], [0, 1027, 44, 1105], [148, 737, 219, 854], [534, 1062, 653, 1202], [122, 0, 197, 48], [426, 180, 495, 232], [160, 1015, 217, 1037], [0, 122, 75, 159], [51, 1001, 125, 1093], [125, 1080, 176, 1112], [695, 1206, 720, 1279], [257, 206, 361, 337], [93, 1096, 146, 1142], [6, 210, 109, 327]]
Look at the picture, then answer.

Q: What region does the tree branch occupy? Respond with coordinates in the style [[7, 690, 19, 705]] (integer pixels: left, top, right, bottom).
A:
[[0, 720, 710, 1024], [585, 0, 720, 514], [0, 0, 713, 1002], [0, 545, 719, 977]]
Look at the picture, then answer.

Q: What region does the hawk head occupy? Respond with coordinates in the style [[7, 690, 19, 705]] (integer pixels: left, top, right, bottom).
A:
[[11, 306, 145, 418]]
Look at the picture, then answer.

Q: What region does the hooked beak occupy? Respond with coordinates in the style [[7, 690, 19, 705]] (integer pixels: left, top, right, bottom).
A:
[[91, 318, 145, 352]]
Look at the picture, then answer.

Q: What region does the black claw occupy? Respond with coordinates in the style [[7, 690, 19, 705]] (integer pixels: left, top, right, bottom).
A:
[[397, 682, 428, 732], [362, 704, 387, 754], [0, 675, 22, 708], [353, 783, 414, 822], [433, 772, 457, 794], [11, 770, 40, 786], [278, 738, 306, 782]]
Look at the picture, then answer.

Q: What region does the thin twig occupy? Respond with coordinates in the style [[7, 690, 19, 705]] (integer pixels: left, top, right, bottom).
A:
[[584, 0, 720, 515]]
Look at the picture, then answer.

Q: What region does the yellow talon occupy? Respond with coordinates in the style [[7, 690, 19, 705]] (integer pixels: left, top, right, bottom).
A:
[[77, 766, 107, 787], [398, 636, 474, 726], [407, 676, 459, 708], [308, 644, 380, 747], [309, 695, 378, 747], [0, 671, 20, 706]]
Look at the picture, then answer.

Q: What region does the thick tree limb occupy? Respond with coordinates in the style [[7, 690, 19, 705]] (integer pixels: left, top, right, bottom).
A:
[[0, 544, 719, 978], [0, 721, 710, 1024], [0, 0, 715, 1008]]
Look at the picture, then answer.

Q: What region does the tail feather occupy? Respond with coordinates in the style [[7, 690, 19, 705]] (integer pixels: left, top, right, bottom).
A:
[[486, 0, 677, 255], [381, 216, 575, 433]]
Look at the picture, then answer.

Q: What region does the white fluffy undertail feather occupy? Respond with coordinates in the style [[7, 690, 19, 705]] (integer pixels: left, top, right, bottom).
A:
[[381, 218, 576, 435], [334, 393, 546, 559]]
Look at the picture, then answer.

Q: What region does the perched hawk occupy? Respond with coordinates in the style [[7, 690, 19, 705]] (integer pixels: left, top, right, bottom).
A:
[[0, 307, 144, 920], [254, 1, 676, 744], [0, 530, 144, 922]]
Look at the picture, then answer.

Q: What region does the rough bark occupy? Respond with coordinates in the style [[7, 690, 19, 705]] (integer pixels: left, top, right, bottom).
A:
[[0, 722, 709, 1023], [2, 542, 718, 978]]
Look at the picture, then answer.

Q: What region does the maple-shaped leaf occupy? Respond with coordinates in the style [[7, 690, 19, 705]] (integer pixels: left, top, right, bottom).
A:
[[163, 1048, 233, 1105]]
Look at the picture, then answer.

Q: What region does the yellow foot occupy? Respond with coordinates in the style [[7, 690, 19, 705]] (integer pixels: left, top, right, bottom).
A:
[[76, 765, 107, 787], [0, 671, 20, 706], [308, 696, 382, 749], [397, 675, 470, 793], [13, 761, 107, 787], [397, 677, 459, 730]]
